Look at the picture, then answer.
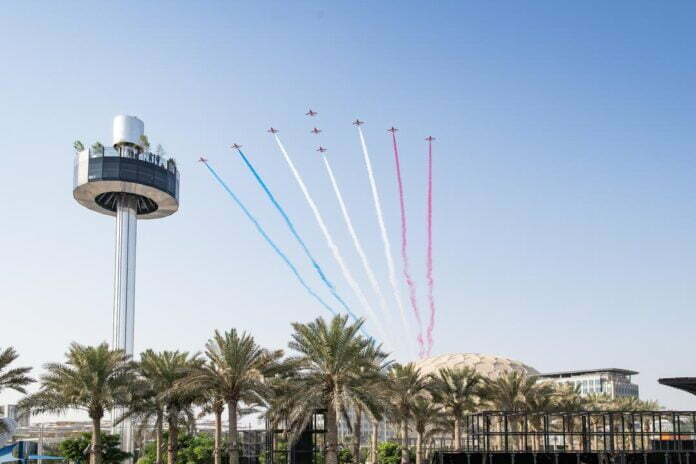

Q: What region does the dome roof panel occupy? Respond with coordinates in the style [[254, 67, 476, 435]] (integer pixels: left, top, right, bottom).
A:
[[413, 353, 538, 379]]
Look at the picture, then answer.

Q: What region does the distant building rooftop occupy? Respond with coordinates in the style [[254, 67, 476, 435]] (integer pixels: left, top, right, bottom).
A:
[[536, 368, 638, 378], [659, 377, 696, 396]]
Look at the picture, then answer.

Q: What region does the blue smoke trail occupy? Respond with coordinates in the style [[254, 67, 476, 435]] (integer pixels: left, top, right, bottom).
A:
[[202, 161, 337, 317], [234, 148, 361, 322]]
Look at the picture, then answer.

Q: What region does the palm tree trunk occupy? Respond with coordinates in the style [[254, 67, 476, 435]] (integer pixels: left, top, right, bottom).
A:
[[90, 416, 102, 464], [415, 432, 422, 464], [155, 409, 163, 464], [325, 403, 339, 464], [228, 399, 239, 464], [167, 411, 178, 464], [400, 420, 409, 464], [530, 425, 536, 452], [352, 407, 362, 464], [370, 419, 379, 464], [453, 418, 461, 451], [214, 408, 223, 464]]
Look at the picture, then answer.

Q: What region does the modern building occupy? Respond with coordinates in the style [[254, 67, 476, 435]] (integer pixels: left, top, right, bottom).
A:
[[1, 404, 28, 446], [0, 404, 29, 427], [0, 418, 17, 447], [12, 421, 99, 453], [536, 368, 639, 398], [72, 115, 180, 458]]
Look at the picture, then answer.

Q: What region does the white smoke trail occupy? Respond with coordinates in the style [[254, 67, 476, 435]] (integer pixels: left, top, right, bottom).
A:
[[273, 134, 393, 348], [356, 126, 413, 352], [321, 155, 396, 337]]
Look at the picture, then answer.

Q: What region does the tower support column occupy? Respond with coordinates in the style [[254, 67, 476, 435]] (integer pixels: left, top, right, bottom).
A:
[[112, 193, 137, 459]]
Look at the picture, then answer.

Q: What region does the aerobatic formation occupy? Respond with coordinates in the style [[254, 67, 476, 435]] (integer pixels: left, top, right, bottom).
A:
[[201, 109, 437, 357]]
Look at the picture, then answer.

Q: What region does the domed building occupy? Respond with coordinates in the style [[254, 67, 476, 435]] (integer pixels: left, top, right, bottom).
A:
[[413, 352, 538, 379]]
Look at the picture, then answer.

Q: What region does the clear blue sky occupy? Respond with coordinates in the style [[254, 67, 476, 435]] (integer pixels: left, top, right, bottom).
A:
[[1, 1, 695, 412]]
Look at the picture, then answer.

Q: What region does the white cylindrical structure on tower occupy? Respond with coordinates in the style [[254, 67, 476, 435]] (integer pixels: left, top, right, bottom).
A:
[[113, 115, 145, 148]]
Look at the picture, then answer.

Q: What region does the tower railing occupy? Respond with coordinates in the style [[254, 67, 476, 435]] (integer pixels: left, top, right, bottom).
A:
[[80, 147, 179, 177]]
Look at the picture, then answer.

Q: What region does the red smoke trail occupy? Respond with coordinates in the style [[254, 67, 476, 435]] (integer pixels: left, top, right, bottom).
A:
[[390, 129, 425, 357], [425, 136, 436, 355]]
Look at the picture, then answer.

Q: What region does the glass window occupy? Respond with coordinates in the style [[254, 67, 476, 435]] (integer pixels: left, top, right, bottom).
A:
[[138, 166, 155, 185], [88, 158, 104, 180], [120, 159, 139, 181], [101, 158, 119, 179]]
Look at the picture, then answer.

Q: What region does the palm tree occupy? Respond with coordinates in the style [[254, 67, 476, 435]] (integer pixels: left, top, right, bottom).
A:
[[197, 394, 226, 464], [366, 408, 384, 464], [410, 396, 441, 464], [117, 376, 159, 461], [280, 315, 387, 464], [162, 351, 202, 464], [549, 383, 586, 451], [19, 343, 136, 464], [263, 375, 301, 432], [580, 393, 614, 450], [609, 396, 659, 412], [552, 383, 586, 412], [585, 393, 613, 412], [428, 367, 481, 450], [0, 347, 33, 433], [526, 390, 556, 451], [606, 396, 660, 451], [482, 371, 555, 451], [262, 373, 308, 461], [345, 341, 390, 464], [387, 363, 430, 464], [134, 350, 202, 464], [187, 329, 284, 464], [362, 376, 391, 464], [124, 349, 193, 464], [483, 371, 552, 412], [0, 347, 34, 394]]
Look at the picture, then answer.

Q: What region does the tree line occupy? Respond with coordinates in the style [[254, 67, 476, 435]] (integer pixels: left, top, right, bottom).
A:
[[0, 315, 659, 464]]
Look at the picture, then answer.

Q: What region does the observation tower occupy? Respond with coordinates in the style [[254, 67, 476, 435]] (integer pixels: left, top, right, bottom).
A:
[[73, 115, 180, 456]]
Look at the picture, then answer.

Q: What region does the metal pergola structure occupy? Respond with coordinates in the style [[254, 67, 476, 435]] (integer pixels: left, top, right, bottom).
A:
[[266, 410, 327, 464], [461, 411, 696, 454]]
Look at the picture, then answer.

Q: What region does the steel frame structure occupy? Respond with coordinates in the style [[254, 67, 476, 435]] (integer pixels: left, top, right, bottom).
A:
[[460, 411, 696, 453]]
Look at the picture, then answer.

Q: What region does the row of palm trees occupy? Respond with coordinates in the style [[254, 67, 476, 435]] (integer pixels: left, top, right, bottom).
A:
[[2, 315, 659, 464]]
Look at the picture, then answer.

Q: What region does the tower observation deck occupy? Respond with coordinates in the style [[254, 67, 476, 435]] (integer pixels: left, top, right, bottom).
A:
[[72, 115, 180, 459]]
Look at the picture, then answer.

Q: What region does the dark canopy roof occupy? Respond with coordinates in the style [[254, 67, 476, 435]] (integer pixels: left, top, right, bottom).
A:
[[659, 377, 696, 396]]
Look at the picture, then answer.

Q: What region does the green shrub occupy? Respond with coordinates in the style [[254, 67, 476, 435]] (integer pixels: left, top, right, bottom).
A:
[[139, 432, 222, 464], [338, 448, 353, 464], [58, 432, 130, 464], [377, 441, 414, 464]]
